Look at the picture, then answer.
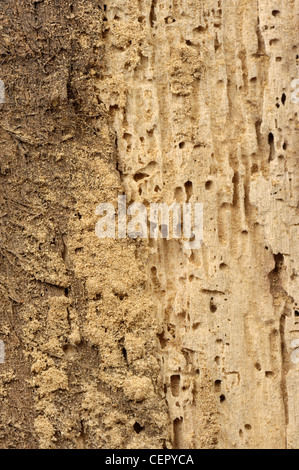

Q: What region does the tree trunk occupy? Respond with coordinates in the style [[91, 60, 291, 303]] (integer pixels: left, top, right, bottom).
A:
[[0, 0, 298, 449]]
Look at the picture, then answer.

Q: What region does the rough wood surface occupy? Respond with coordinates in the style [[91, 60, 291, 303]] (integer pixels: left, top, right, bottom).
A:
[[0, 0, 298, 449]]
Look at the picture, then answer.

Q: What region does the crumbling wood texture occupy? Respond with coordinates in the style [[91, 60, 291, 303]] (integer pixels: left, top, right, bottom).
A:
[[0, 0, 298, 449]]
